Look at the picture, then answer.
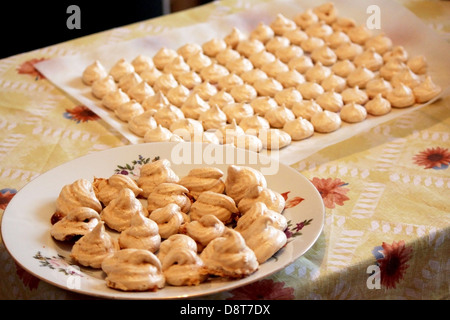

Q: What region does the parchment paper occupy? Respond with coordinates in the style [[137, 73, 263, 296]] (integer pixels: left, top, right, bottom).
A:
[[35, 0, 450, 165]]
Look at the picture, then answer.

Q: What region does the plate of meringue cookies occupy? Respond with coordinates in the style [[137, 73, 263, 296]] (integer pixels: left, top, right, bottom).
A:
[[1, 142, 325, 299]]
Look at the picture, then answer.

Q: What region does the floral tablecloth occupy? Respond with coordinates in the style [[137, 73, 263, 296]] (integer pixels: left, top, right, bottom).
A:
[[0, 0, 449, 300]]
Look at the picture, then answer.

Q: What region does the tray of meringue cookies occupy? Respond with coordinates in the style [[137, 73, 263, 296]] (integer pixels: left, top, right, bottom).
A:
[[56, 0, 448, 164]]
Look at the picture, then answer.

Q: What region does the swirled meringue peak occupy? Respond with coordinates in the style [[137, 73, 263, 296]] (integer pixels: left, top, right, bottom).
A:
[[190, 191, 238, 224], [147, 183, 191, 214], [137, 159, 179, 198], [238, 185, 285, 214], [413, 76, 442, 103], [82, 60, 108, 86], [158, 234, 198, 262], [93, 174, 142, 206], [162, 247, 207, 286], [178, 167, 225, 199], [225, 165, 267, 204], [149, 203, 186, 239], [119, 212, 161, 253], [181, 214, 226, 251], [51, 207, 100, 242]]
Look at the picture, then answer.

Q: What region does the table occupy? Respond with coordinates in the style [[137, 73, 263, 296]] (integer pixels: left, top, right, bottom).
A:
[[0, 0, 449, 300]]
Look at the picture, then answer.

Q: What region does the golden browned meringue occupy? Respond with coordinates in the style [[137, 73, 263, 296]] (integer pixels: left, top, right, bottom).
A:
[[137, 159, 179, 198], [217, 73, 244, 92], [115, 100, 144, 123], [128, 81, 155, 103], [199, 131, 221, 145], [314, 2, 338, 24], [55, 179, 102, 219], [365, 77, 392, 98], [140, 67, 163, 86], [288, 55, 314, 74], [181, 93, 210, 120], [118, 72, 142, 94], [71, 222, 119, 269], [387, 83, 415, 108], [341, 86, 369, 105], [297, 81, 325, 100], [93, 174, 142, 206], [202, 38, 227, 57], [178, 167, 225, 199], [383, 45, 409, 63], [331, 59, 356, 78], [187, 51, 213, 73], [300, 36, 325, 53], [181, 214, 226, 252], [331, 17, 357, 33], [265, 36, 290, 54], [169, 118, 204, 141], [153, 73, 179, 95], [321, 74, 347, 93], [190, 191, 238, 224], [239, 115, 271, 135], [311, 110, 341, 133], [230, 84, 258, 103], [316, 90, 344, 112], [215, 119, 245, 144], [216, 47, 241, 66], [200, 63, 230, 84], [238, 185, 285, 214], [200, 228, 259, 278], [413, 76, 442, 103], [119, 212, 161, 252], [143, 124, 173, 143], [311, 45, 337, 66], [265, 105, 296, 128], [254, 77, 283, 97], [83, 60, 108, 86], [379, 57, 407, 80], [240, 68, 268, 85], [235, 202, 287, 234], [177, 71, 202, 90], [157, 234, 198, 262], [198, 104, 227, 131], [347, 25, 372, 45], [102, 88, 130, 111], [250, 22, 275, 44], [390, 68, 421, 88], [354, 47, 384, 71], [149, 203, 186, 239], [284, 28, 308, 46], [258, 128, 292, 150], [275, 69, 306, 88], [166, 85, 189, 107], [109, 58, 135, 82], [407, 55, 427, 75], [225, 56, 254, 75], [92, 75, 117, 99], [147, 182, 191, 214], [261, 58, 289, 78], [274, 87, 303, 108], [153, 104, 185, 128], [101, 248, 165, 291], [283, 117, 314, 141], [222, 102, 254, 124], [346, 66, 375, 89], [153, 47, 178, 70], [162, 247, 207, 286], [101, 188, 148, 232], [334, 42, 364, 61], [275, 45, 304, 64], [365, 33, 393, 55], [250, 96, 278, 116], [326, 30, 350, 49], [132, 54, 155, 74], [306, 20, 334, 39], [234, 134, 264, 153], [225, 27, 247, 48], [294, 9, 319, 29], [177, 43, 202, 61], [364, 93, 392, 116], [225, 165, 267, 204], [340, 102, 367, 123], [191, 81, 218, 101], [208, 90, 235, 108], [305, 62, 332, 83], [51, 207, 100, 241], [291, 99, 323, 120], [270, 13, 297, 35]]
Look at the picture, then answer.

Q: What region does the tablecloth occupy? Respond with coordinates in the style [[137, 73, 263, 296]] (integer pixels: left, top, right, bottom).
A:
[[0, 0, 449, 300]]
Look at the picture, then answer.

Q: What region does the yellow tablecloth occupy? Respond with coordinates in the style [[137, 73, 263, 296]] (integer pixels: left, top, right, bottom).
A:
[[0, 0, 449, 300]]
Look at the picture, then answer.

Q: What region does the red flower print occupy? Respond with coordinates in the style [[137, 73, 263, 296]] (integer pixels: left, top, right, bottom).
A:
[[15, 262, 40, 290], [412, 147, 450, 170], [17, 58, 47, 80], [0, 188, 16, 210], [64, 105, 100, 123], [227, 279, 294, 300], [310, 177, 349, 209], [377, 240, 413, 289]]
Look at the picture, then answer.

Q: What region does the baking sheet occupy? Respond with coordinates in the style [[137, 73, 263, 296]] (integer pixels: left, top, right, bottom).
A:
[[35, 0, 450, 165]]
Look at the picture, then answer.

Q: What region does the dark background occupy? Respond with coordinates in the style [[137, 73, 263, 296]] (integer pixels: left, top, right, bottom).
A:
[[1, 1, 211, 59]]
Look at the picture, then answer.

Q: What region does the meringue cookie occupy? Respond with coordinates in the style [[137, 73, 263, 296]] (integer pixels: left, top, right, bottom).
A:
[[82, 60, 108, 86], [200, 228, 259, 278], [128, 81, 155, 103], [234, 134, 264, 153], [274, 87, 303, 108], [199, 131, 221, 145], [265, 36, 290, 54], [387, 83, 416, 108], [169, 118, 204, 141], [305, 62, 332, 83], [313, 2, 338, 24], [230, 84, 257, 103], [163, 56, 191, 78], [180, 94, 209, 120], [253, 77, 283, 97], [147, 182, 191, 214], [217, 73, 244, 92], [202, 38, 227, 57], [325, 31, 351, 49], [226, 56, 254, 75], [346, 66, 375, 88], [331, 17, 357, 33], [270, 13, 297, 35], [222, 102, 254, 124], [235, 202, 287, 234], [101, 188, 148, 232], [215, 119, 245, 144], [187, 51, 212, 73], [250, 96, 278, 116], [101, 248, 165, 291], [347, 25, 372, 45], [248, 51, 275, 70], [390, 68, 422, 88], [413, 76, 442, 103], [238, 185, 285, 214], [340, 102, 367, 123], [306, 21, 334, 40], [216, 47, 241, 66], [311, 45, 337, 66], [250, 22, 275, 43], [383, 45, 409, 63], [51, 207, 100, 241], [190, 191, 238, 224], [334, 42, 364, 61], [407, 55, 427, 75], [236, 38, 265, 58], [321, 74, 347, 93], [316, 90, 344, 112], [177, 43, 202, 60], [143, 124, 172, 143], [365, 77, 392, 98], [200, 63, 230, 84], [140, 67, 163, 86], [153, 47, 178, 70], [137, 159, 180, 198], [354, 47, 384, 71], [179, 167, 225, 199], [294, 9, 319, 29], [331, 59, 356, 78], [109, 58, 135, 82], [208, 90, 235, 108], [300, 36, 325, 53], [166, 85, 190, 107], [288, 55, 314, 73], [364, 93, 392, 116], [118, 212, 161, 253], [93, 174, 142, 206], [225, 27, 247, 48], [379, 57, 407, 81], [275, 45, 304, 64], [55, 179, 102, 219], [311, 110, 341, 133], [162, 247, 207, 286], [71, 222, 119, 269], [149, 203, 186, 239], [225, 165, 267, 204], [153, 104, 185, 128], [181, 214, 226, 252], [275, 69, 305, 88], [191, 81, 218, 101], [132, 55, 155, 74], [365, 33, 393, 55], [283, 28, 309, 46], [118, 72, 142, 94], [264, 105, 295, 128], [291, 99, 323, 120], [239, 115, 271, 135], [158, 234, 198, 262], [341, 86, 369, 105], [102, 88, 130, 111], [115, 100, 144, 122], [141, 91, 170, 112], [198, 104, 227, 130], [92, 75, 117, 99], [296, 81, 324, 100], [261, 58, 289, 78], [258, 128, 292, 150], [283, 117, 314, 140], [153, 73, 178, 95]]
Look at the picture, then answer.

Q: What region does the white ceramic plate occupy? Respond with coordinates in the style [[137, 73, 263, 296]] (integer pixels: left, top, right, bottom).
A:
[[1, 142, 324, 300]]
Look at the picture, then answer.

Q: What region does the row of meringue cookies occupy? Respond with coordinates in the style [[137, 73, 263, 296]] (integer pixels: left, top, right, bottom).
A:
[[81, 2, 441, 152], [50, 160, 288, 291]]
